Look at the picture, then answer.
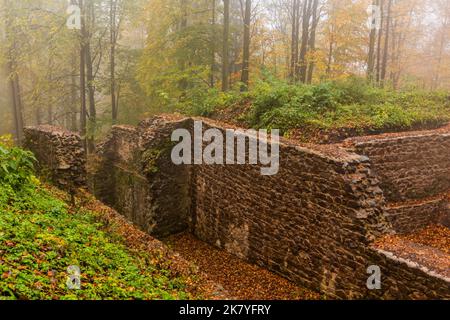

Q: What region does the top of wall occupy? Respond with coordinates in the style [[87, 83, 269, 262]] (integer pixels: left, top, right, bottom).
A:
[[24, 125, 78, 136], [143, 114, 370, 165], [342, 125, 450, 202], [342, 124, 450, 147]]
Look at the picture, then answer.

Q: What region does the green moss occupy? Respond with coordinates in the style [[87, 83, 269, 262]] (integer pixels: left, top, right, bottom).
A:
[[141, 139, 177, 175]]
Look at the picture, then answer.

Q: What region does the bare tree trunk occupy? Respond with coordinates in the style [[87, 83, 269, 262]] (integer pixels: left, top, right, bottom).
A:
[[210, 0, 216, 88], [79, 0, 87, 152], [298, 0, 312, 83], [290, 0, 300, 82], [240, 0, 251, 91], [3, 0, 24, 144], [306, 0, 319, 84], [381, 0, 392, 87], [326, 32, 334, 76], [376, 0, 384, 85], [70, 52, 78, 132], [222, 0, 230, 92], [8, 62, 24, 144], [367, 0, 378, 82], [86, 0, 96, 153], [110, 0, 120, 124], [86, 44, 96, 152]]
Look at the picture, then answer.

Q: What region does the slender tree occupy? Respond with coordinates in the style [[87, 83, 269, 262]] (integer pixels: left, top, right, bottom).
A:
[[306, 0, 319, 84], [376, 0, 384, 85], [79, 0, 88, 151], [222, 0, 230, 91], [85, 0, 97, 152], [298, 0, 312, 83], [290, 0, 300, 82], [367, 0, 378, 82], [3, 0, 24, 143], [210, 0, 216, 88], [109, 0, 119, 124], [381, 0, 393, 87], [240, 0, 252, 91]]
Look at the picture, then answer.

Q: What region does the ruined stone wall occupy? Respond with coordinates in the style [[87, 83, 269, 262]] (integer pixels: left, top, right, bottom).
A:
[[89, 117, 193, 238], [384, 197, 446, 234], [26, 118, 449, 299], [368, 248, 449, 299], [347, 133, 450, 201], [345, 133, 450, 233], [23, 125, 86, 189], [192, 120, 449, 299]]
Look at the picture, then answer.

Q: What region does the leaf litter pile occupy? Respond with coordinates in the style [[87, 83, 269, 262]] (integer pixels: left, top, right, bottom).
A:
[[165, 233, 322, 300], [374, 224, 450, 278], [78, 188, 322, 300]]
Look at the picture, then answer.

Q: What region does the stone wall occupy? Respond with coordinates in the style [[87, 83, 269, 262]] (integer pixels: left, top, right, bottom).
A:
[[88, 116, 449, 299], [23, 125, 86, 189], [191, 120, 449, 299], [347, 133, 450, 202], [345, 132, 450, 234], [88, 117, 193, 238], [384, 197, 446, 234], [25, 117, 450, 299]]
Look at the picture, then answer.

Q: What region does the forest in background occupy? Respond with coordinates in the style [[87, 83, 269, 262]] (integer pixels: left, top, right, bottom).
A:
[[1, 0, 450, 149]]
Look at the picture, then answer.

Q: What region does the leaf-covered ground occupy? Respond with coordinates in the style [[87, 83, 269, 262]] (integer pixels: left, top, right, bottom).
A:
[[0, 183, 199, 300], [166, 233, 323, 300], [1, 139, 321, 300], [373, 224, 450, 279]]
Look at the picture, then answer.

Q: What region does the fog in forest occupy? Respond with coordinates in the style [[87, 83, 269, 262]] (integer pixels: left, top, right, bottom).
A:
[[1, 0, 450, 144]]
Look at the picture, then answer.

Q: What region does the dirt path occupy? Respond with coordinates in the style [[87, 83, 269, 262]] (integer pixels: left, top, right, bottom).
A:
[[165, 233, 322, 300]]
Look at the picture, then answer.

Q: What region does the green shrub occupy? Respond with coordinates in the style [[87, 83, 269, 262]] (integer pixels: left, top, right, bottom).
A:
[[0, 144, 193, 300], [175, 77, 450, 136], [0, 143, 36, 190]]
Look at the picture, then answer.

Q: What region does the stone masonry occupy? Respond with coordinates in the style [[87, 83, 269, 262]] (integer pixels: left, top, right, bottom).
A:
[[89, 117, 192, 237], [24, 116, 450, 299], [345, 133, 450, 234], [23, 125, 86, 189]]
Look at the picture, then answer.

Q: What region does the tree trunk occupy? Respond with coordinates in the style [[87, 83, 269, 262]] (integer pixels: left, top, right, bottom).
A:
[[86, 0, 96, 153], [79, 0, 87, 152], [306, 0, 319, 84], [367, 0, 378, 82], [8, 62, 24, 144], [210, 0, 216, 88], [376, 0, 384, 85], [298, 0, 312, 83], [3, 0, 24, 144], [222, 0, 230, 91], [326, 32, 334, 76], [381, 0, 392, 87], [110, 0, 118, 124], [290, 0, 300, 82], [240, 0, 251, 91], [70, 52, 78, 132]]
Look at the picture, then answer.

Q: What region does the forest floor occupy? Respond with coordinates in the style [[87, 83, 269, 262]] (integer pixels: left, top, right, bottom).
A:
[[374, 224, 450, 279], [165, 233, 322, 300], [54, 188, 322, 300], [0, 184, 229, 300]]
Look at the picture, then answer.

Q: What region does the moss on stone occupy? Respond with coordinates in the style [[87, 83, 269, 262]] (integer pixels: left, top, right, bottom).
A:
[[141, 139, 177, 175]]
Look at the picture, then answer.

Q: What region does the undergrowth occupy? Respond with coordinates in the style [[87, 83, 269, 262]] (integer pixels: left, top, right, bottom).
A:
[[179, 77, 450, 135], [0, 136, 191, 300]]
